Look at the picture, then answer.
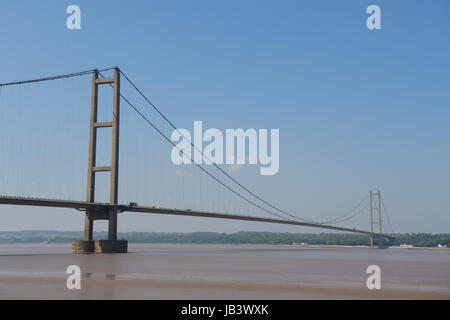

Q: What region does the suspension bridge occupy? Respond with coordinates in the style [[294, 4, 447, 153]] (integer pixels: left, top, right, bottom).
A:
[[0, 67, 395, 253]]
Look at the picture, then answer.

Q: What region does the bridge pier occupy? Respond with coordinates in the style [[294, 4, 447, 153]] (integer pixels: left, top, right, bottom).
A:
[[73, 207, 127, 253], [368, 234, 391, 249], [72, 67, 128, 254], [72, 239, 128, 253]]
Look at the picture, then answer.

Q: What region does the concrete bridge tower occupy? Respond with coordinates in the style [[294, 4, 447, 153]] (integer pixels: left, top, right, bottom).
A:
[[72, 68, 127, 253]]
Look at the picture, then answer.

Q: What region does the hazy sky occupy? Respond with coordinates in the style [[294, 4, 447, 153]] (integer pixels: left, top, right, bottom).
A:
[[0, 0, 449, 234]]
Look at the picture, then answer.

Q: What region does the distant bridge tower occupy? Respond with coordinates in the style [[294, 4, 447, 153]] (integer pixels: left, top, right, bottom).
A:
[[72, 67, 127, 253], [369, 190, 382, 247]]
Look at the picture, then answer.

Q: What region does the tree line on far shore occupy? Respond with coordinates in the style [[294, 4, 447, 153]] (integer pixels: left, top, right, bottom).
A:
[[0, 231, 448, 247]]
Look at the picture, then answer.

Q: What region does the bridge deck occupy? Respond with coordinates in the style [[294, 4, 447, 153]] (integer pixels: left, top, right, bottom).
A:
[[0, 196, 394, 239]]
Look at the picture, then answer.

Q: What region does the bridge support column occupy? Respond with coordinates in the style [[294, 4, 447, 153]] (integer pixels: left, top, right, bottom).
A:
[[83, 212, 93, 240], [108, 207, 117, 241]]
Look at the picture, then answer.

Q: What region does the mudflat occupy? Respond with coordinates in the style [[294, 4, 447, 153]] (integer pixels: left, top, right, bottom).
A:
[[0, 243, 448, 299]]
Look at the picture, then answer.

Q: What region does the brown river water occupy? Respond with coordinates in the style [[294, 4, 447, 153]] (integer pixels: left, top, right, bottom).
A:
[[0, 243, 448, 299]]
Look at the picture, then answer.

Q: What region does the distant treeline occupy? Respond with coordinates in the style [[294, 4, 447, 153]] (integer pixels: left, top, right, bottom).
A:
[[0, 231, 448, 247]]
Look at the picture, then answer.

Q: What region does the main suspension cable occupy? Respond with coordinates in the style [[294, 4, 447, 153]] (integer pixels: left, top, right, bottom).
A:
[[98, 71, 295, 222], [119, 70, 325, 224], [0, 67, 115, 87]]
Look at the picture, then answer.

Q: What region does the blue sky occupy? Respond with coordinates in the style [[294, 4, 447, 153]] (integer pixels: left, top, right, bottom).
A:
[[0, 0, 449, 233]]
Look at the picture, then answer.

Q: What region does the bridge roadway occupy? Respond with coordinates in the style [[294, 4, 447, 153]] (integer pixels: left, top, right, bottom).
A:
[[0, 196, 394, 240]]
